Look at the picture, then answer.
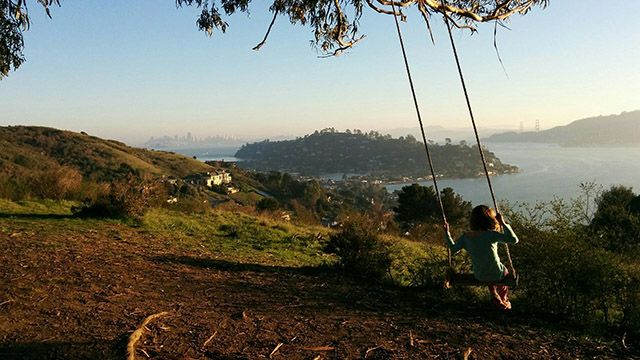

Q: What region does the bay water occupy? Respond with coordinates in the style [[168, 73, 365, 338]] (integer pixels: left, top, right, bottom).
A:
[[385, 143, 640, 206], [178, 143, 640, 206]]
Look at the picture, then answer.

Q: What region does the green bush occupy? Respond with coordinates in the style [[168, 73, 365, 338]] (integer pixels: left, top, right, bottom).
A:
[[256, 197, 279, 211], [504, 197, 640, 336], [324, 216, 392, 281], [73, 176, 158, 220]]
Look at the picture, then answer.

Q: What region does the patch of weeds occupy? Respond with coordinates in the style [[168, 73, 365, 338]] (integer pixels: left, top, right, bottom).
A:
[[219, 224, 239, 238]]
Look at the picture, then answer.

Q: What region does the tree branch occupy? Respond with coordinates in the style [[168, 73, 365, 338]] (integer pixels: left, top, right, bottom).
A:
[[253, 9, 278, 51]]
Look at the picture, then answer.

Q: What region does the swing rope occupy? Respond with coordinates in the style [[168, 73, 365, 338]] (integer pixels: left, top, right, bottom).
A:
[[441, 3, 515, 274], [389, 1, 451, 265], [390, 1, 516, 275]]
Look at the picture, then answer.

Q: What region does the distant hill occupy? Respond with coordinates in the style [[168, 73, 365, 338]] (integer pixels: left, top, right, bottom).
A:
[[235, 129, 518, 179], [486, 111, 640, 146], [0, 126, 214, 182]]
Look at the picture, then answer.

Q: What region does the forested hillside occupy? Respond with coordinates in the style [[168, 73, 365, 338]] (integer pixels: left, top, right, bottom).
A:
[[235, 129, 518, 178]]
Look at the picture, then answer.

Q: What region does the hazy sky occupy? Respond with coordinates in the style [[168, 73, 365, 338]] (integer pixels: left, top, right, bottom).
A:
[[1, 1, 639, 144]]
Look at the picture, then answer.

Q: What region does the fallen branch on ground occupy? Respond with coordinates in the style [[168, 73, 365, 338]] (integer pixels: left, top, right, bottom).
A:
[[126, 311, 170, 360], [303, 346, 335, 351]]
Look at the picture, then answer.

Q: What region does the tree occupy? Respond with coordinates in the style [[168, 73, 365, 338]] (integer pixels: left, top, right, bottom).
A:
[[589, 185, 640, 253], [394, 183, 470, 226], [2, 0, 549, 78]]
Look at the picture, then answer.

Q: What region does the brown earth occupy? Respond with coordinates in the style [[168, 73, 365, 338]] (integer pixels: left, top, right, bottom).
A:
[[0, 217, 636, 359]]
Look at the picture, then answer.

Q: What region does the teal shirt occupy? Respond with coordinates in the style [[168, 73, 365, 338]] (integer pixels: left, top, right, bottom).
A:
[[444, 224, 519, 282]]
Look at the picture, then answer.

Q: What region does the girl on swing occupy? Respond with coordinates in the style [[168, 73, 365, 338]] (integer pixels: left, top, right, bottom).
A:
[[444, 205, 519, 311]]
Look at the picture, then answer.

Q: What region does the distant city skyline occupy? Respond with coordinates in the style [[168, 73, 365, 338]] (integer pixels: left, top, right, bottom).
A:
[[1, 1, 638, 145], [144, 120, 545, 145]]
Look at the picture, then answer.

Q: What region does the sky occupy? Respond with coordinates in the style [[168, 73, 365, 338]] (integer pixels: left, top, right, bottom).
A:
[[0, 1, 639, 145]]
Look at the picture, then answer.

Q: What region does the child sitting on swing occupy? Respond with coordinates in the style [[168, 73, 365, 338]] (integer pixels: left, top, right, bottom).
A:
[[444, 205, 519, 311]]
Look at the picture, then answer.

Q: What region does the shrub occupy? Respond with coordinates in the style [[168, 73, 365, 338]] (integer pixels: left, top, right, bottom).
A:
[[324, 215, 392, 281], [73, 176, 159, 219], [256, 197, 279, 211], [505, 197, 640, 335], [0, 165, 83, 201]]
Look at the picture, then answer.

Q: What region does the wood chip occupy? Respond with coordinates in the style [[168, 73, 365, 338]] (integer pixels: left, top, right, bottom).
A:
[[303, 346, 335, 351], [202, 331, 218, 348], [269, 342, 284, 358], [0, 299, 14, 307], [463, 347, 473, 360], [365, 345, 383, 358]]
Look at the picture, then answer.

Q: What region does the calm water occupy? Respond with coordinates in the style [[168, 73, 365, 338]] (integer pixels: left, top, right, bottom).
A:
[[385, 143, 640, 206], [171, 146, 243, 162], [179, 143, 640, 205]]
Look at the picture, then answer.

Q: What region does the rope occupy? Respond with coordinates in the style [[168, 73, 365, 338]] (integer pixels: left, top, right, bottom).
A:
[[390, 2, 451, 265], [441, 6, 515, 273]]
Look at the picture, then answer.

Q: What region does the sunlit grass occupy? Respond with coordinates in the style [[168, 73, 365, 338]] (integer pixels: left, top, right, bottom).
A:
[[0, 198, 77, 215], [143, 208, 335, 267]]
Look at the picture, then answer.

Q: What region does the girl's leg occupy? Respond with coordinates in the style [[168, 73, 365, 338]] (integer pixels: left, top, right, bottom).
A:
[[496, 285, 511, 310], [488, 284, 506, 310]]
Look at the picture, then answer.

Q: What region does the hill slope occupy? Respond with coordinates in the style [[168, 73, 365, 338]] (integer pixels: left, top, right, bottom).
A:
[[486, 111, 640, 146], [0, 126, 213, 181], [0, 202, 635, 359], [235, 130, 518, 178]]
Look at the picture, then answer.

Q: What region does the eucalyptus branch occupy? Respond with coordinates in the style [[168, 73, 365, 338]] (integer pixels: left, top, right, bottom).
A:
[[365, 0, 403, 18], [253, 9, 278, 51], [2, 0, 550, 78], [417, 1, 435, 44]]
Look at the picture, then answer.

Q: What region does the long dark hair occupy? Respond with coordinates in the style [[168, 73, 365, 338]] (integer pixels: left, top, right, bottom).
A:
[[470, 205, 500, 231]]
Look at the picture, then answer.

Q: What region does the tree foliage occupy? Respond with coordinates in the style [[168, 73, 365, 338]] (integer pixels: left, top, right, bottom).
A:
[[394, 183, 471, 226], [236, 130, 517, 178], [589, 185, 640, 253], [2, 0, 549, 78]]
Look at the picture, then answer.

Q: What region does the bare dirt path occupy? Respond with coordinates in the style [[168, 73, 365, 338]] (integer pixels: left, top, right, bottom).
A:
[[0, 219, 635, 359]]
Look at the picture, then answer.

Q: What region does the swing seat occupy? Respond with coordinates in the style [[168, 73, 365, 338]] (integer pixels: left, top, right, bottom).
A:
[[444, 268, 518, 289]]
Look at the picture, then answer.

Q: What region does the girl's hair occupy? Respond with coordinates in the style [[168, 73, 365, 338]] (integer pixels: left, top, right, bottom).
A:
[[470, 205, 500, 231]]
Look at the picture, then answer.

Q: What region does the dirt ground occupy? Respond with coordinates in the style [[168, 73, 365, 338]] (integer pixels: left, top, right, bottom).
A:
[[0, 218, 637, 359]]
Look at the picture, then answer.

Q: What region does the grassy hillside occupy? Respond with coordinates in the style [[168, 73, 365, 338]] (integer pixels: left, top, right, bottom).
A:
[[0, 126, 213, 181]]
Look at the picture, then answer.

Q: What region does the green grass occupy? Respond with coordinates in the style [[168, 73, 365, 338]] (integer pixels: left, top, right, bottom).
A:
[[143, 208, 334, 267], [0, 199, 454, 288], [383, 235, 448, 287], [0, 198, 77, 215]]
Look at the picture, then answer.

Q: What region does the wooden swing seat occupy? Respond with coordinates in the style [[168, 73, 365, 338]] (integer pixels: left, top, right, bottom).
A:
[[444, 268, 518, 289]]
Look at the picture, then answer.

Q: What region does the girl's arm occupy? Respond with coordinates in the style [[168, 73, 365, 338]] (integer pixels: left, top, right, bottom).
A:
[[443, 222, 465, 253], [495, 214, 519, 244]]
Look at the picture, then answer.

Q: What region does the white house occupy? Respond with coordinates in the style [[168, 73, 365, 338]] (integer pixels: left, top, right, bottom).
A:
[[205, 170, 232, 187], [185, 170, 232, 188]]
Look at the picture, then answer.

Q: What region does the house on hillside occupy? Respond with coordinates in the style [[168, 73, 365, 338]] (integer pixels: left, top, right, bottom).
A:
[[184, 170, 232, 188]]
